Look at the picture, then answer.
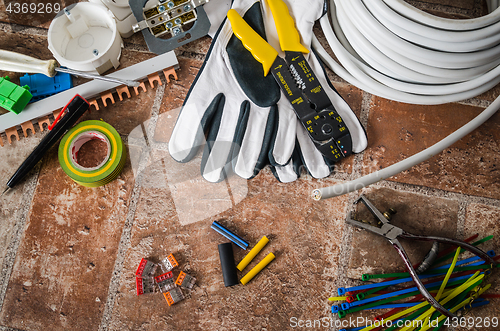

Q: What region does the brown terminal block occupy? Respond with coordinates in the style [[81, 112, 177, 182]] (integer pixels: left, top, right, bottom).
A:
[[21, 121, 35, 137]]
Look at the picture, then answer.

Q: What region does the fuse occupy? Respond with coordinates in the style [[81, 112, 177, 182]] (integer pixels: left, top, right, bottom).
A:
[[136, 277, 156, 295], [135, 258, 157, 278], [163, 287, 185, 306], [160, 253, 178, 272], [175, 271, 196, 289], [155, 271, 175, 293]]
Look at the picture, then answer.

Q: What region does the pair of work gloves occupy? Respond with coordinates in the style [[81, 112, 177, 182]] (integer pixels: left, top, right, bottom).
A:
[[169, 0, 367, 183]]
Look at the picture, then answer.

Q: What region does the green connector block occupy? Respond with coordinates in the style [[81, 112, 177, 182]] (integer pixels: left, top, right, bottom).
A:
[[0, 76, 32, 114]]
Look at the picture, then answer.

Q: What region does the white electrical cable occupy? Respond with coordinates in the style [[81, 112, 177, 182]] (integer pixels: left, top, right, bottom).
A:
[[312, 95, 500, 200], [312, 0, 500, 199], [314, 0, 500, 104]]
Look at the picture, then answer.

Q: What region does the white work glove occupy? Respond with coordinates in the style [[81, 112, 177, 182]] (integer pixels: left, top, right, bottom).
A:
[[168, 0, 367, 183]]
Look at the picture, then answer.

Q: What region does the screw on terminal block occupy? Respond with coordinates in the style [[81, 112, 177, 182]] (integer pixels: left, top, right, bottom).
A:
[[184, 4, 191, 11], [167, 1, 175, 8], [172, 27, 181, 36]]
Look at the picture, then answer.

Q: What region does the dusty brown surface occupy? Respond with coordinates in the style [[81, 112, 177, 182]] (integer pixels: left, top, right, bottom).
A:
[[363, 98, 500, 199], [76, 139, 108, 168], [0, 0, 498, 330]]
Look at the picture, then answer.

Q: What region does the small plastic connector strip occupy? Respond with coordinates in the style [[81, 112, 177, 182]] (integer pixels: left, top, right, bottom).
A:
[[211, 221, 249, 250], [136, 276, 156, 295], [155, 271, 175, 293], [163, 287, 185, 306], [160, 253, 179, 272], [175, 271, 196, 289], [135, 258, 157, 278]]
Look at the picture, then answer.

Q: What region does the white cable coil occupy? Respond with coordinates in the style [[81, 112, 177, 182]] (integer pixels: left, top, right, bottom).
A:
[[312, 0, 500, 199], [313, 0, 500, 105]]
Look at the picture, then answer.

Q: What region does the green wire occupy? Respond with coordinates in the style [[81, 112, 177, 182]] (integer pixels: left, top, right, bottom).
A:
[[362, 236, 495, 281], [342, 278, 470, 318], [363, 264, 497, 281]]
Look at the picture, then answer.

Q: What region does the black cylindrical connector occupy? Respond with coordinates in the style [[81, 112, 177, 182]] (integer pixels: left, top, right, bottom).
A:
[[218, 243, 239, 287]]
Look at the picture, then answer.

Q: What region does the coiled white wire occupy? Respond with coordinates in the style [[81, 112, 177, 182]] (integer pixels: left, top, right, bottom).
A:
[[313, 0, 500, 104], [312, 0, 500, 199]]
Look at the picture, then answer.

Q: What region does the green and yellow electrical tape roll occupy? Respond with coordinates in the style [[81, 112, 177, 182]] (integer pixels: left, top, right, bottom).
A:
[[58, 120, 126, 187]]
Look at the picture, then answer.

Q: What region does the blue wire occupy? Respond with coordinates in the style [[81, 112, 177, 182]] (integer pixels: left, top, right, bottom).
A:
[[338, 250, 495, 295], [343, 274, 475, 310]]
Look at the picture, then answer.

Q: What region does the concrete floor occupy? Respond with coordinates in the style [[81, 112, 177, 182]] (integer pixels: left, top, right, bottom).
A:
[[0, 0, 499, 330]]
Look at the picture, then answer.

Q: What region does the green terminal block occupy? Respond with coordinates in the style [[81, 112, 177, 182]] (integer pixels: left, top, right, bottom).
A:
[[0, 76, 32, 114]]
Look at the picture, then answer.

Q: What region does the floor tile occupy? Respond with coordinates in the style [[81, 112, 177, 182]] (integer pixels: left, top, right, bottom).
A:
[[108, 161, 348, 330], [0, 143, 135, 330], [363, 98, 500, 199], [0, 136, 43, 272], [347, 188, 460, 279]]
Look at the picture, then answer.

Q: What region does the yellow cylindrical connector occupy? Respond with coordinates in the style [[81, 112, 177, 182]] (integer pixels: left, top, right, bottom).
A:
[[237, 236, 269, 271], [240, 252, 275, 285]]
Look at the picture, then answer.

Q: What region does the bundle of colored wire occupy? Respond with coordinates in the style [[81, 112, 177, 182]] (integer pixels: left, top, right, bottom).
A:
[[311, 0, 500, 199]]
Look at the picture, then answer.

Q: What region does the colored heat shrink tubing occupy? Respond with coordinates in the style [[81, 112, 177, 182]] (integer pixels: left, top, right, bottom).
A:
[[237, 236, 269, 271], [58, 120, 126, 187], [240, 253, 275, 285], [211, 221, 249, 250], [218, 243, 239, 287]]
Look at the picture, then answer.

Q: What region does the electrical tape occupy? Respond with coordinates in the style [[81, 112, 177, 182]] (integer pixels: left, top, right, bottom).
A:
[[58, 120, 126, 187]]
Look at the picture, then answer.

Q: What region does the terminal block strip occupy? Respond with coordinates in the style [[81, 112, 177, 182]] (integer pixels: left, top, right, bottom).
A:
[[0, 51, 179, 147]]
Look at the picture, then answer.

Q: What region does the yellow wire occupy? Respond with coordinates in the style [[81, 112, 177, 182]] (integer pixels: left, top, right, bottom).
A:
[[328, 296, 348, 301], [419, 283, 492, 331], [357, 271, 482, 331], [399, 248, 462, 331]]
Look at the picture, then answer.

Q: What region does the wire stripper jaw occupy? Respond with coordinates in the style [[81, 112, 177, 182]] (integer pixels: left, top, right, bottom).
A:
[[346, 196, 404, 240]]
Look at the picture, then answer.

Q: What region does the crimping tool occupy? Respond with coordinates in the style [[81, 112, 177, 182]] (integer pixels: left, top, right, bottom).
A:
[[227, 0, 352, 162], [130, 0, 211, 54], [347, 195, 497, 318]]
